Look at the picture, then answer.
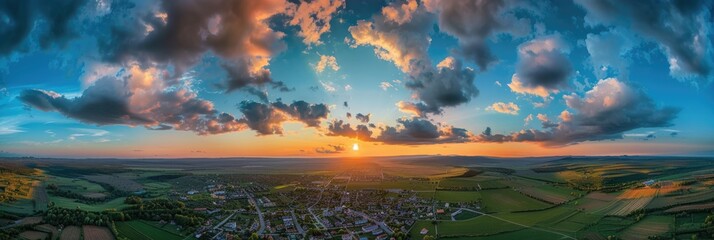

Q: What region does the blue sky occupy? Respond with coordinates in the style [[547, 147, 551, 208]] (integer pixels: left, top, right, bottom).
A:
[[1, 0, 713, 157]]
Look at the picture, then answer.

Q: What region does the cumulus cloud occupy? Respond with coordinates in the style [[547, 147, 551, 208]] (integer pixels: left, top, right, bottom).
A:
[[575, 0, 714, 84], [424, 0, 535, 70], [508, 35, 572, 98], [487, 102, 520, 115], [349, 1, 479, 115], [477, 78, 680, 146], [315, 144, 345, 154], [288, 0, 344, 46], [238, 100, 329, 135], [19, 66, 246, 135], [404, 57, 478, 115], [314, 55, 340, 73], [326, 117, 472, 145], [100, 0, 295, 92], [348, 0, 434, 74]]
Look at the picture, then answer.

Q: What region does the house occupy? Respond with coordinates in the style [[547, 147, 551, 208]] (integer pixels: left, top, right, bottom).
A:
[[436, 209, 445, 214], [362, 225, 378, 232], [420, 228, 429, 235]]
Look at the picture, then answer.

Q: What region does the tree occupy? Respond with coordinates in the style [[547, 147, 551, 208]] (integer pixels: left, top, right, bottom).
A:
[[423, 235, 435, 240], [248, 233, 260, 240]]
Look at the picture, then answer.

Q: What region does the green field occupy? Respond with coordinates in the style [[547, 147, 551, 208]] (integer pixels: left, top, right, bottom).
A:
[[434, 191, 481, 203], [346, 180, 437, 191], [0, 199, 36, 215], [49, 195, 129, 212], [479, 189, 551, 212], [116, 220, 185, 240]]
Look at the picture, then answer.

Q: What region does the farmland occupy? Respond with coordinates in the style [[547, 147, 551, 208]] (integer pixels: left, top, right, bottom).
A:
[[2, 156, 714, 239], [116, 220, 184, 240]]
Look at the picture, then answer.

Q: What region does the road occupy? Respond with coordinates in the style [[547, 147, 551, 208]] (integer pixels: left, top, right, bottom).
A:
[[249, 196, 266, 235], [291, 210, 305, 235]]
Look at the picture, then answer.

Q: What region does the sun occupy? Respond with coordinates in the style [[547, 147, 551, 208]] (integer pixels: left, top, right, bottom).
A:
[[352, 143, 359, 151]]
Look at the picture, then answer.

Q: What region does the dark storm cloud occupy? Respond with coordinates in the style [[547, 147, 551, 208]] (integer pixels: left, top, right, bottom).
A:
[[355, 113, 370, 123], [18, 76, 246, 135], [238, 100, 329, 135], [478, 78, 680, 146], [326, 117, 472, 145], [426, 0, 535, 70], [0, 0, 88, 55], [315, 144, 345, 154], [575, 0, 714, 82]]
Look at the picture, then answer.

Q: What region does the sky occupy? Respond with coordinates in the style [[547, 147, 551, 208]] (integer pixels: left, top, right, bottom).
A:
[[1, 0, 713, 158]]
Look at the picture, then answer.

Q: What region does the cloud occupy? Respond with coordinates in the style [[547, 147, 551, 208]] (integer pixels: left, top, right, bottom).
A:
[[575, 0, 714, 84], [18, 65, 246, 135], [348, 0, 434, 74], [238, 100, 329, 135], [326, 117, 472, 145], [355, 113, 370, 123], [319, 81, 337, 92], [99, 0, 295, 92], [477, 78, 680, 146], [523, 114, 533, 126], [0, 118, 24, 135], [404, 57, 478, 115], [349, 2, 478, 115], [0, 0, 89, 55], [508, 35, 571, 97], [425, 0, 535, 70], [314, 55, 340, 73], [487, 102, 519, 115], [315, 144, 345, 154], [584, 29, 635, 80], [379, 81, 394, 91], [288, 0, 344, 46]]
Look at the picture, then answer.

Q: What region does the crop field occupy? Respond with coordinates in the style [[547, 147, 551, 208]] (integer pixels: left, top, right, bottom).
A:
[[19, 230, 49, 240], [479, 189, 551, 213], [116, 220, 185, 240], [346, 180, 437, 191], [618, 188, 658, 199], [494, 206, 576, 227], [34, 224, 59, 239], [549, 212, 602, 233], [453, 209, 481, 220], [438, 177, 507, 190], [515, 186, 573, 204], [83, 225, 115, 240], [579, 217, 635, 239], [59, 226, 81, 240], [576, 192, 618, 212], [434, 191, 481, 203], [619, 216, 672, 240], [664, 202, 714, 213], [607, 197, 653, 216], [646, 189, 714, 209], [436, 215, 524, 237]]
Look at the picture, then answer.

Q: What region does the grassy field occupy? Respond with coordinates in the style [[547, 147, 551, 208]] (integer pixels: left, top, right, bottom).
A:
[[436, 215, 524, 237], [479, 189, 551, 213], [116, 220, 185, 240], [60, 226, 82, 240], [434, 191, 482, 203], [49, 195, 128, 212]]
